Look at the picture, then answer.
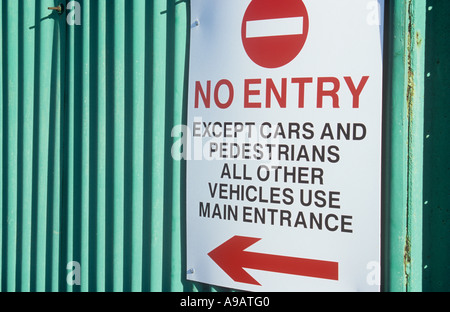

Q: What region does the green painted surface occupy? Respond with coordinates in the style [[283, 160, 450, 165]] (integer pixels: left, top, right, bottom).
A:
[[423, 0, 450, 292], [0, 0, 193, 292], [0, 0, 448, 292], [383, 0, 427, 292]]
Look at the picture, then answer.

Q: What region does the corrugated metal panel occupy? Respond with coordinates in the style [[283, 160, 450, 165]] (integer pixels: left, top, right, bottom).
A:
[[0, 0, 208, 292], [1, 0, 66, 292]]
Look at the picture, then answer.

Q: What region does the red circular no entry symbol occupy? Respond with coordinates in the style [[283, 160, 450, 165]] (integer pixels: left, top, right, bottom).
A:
[[242, 0, 309, 69]]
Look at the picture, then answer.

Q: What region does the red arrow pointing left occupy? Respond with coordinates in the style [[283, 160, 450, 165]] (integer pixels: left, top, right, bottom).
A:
[[208, 236, 339, 286]]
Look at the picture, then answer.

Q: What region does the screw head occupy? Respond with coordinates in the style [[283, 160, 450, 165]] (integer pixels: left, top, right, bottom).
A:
[[48, 4, 65, 15], [187, 268, 195, 275]]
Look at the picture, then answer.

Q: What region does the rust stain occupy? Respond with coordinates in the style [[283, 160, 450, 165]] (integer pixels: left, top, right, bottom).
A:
[[404, 236, 412, 280], [406, 3, 414, 120], [416, 31, 423, 47]]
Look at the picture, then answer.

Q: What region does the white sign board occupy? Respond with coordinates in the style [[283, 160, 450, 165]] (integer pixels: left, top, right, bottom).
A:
[[185, 0, 384, 292]]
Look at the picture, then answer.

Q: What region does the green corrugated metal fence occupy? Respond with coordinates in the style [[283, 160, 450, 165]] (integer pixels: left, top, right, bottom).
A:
[[0, 0, 196, 292], [1, 0, 449, 292]]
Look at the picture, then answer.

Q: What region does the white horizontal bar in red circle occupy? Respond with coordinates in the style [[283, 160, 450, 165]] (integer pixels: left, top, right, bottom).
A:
[[246, 16, 304, 38]]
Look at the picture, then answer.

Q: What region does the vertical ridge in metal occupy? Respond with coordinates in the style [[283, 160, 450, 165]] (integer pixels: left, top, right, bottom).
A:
[[385, 0, 426, 292]]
